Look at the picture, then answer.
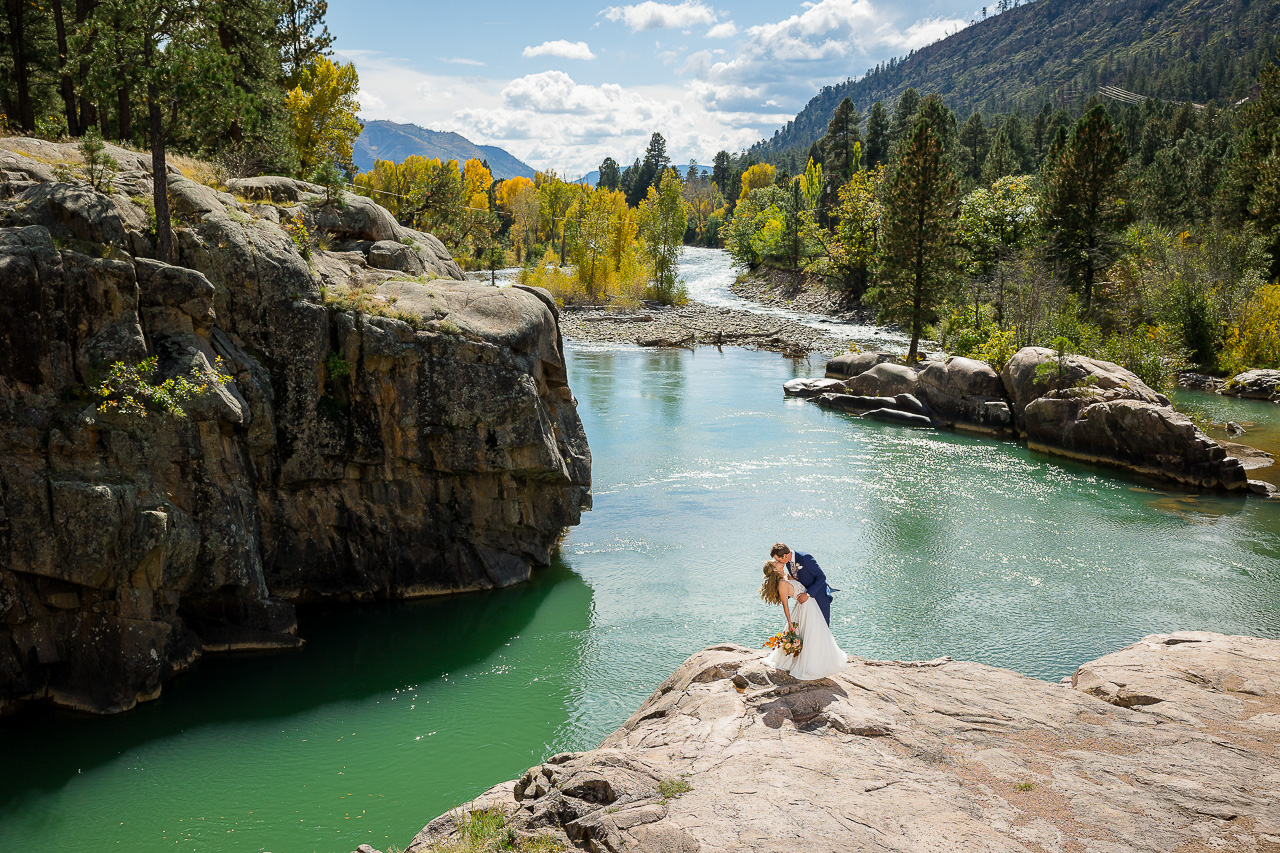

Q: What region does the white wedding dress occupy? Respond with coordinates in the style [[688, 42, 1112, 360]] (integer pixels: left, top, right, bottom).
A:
[[764, 577, 848, 680]]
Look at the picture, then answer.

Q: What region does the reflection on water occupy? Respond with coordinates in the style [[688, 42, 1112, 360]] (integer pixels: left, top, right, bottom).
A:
[[0, 560, 593, 853]]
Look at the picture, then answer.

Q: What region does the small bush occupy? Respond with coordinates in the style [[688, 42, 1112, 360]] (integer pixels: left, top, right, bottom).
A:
[[92, 356, 232, 419], [34, 113, 69, 140], [1224, 282, 1280, 373], [77, 129, 119, 193], [657, 779, 691, 801], [434, 806, 564, 853], [311, 160, 346, 207], [325, 351, 351, 378], [283, 212, 311, 260]]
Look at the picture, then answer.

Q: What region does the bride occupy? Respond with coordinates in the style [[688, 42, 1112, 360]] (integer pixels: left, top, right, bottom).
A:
[[760, 561, 848, 680]]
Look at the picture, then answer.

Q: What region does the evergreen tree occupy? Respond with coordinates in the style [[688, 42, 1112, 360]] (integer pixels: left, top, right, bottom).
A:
[[1221, 55, 1280, 278], [598, 156, 621, 191], [864, 100, 891, 169], [1041, 105, 1131, 309], [820, 97, 862, 183], [278, 0, 333, 86], [958, 112, 989, 182], [77, 0, 237, 262], [876, 120, 960, 362], [917, 93, 957, 154], [889, 87, 921, 151], [981, 126, 1019, 184], [712, 150, 732, 196]]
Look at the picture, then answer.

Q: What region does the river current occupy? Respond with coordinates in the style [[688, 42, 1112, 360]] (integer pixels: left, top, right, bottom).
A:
[[3, 249, 1279, 852]]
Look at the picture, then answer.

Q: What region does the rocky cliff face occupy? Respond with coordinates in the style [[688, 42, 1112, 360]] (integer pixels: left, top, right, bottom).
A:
[[410, 633, 1280, 853], [0, 138, 591, 714]]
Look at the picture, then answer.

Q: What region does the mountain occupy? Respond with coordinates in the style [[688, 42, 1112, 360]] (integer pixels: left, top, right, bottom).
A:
[[751, 0, 1280, 162], [354, 120, 537, 179], [574, 163, 710, 187]]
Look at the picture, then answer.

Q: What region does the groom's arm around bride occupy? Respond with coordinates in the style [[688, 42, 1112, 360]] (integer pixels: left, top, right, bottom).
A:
[[792, 549, 836, 625]]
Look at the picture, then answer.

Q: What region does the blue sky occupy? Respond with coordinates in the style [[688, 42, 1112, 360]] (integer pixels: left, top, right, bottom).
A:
[[329, 0, 984, 177]]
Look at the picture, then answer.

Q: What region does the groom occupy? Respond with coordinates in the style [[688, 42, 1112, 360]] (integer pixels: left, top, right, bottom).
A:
[[770, 543, 837, 625]]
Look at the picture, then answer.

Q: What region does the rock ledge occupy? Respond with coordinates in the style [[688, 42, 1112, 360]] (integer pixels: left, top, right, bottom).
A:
[[408, 633, 1280, 853]]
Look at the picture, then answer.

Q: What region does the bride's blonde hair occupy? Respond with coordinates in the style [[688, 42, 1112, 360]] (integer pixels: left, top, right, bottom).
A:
[[759, 562, 781, 605]]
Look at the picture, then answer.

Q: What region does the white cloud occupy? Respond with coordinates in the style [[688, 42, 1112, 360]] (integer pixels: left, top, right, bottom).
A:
[[440, 57, 486, 66], [879, 16, 969, 50], [705, 21, 738, 38], [601, 1, 718, 31], [522, 40, 598, 60]]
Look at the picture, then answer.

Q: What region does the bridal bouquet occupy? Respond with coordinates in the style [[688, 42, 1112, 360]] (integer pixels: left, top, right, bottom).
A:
[[764, 629, 802, 656]]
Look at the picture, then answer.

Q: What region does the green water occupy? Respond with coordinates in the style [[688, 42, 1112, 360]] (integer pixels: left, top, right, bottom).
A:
[[3, 344, 1279, 853]]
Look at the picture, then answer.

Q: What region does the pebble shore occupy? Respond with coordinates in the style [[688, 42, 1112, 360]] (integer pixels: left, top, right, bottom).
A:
[[557, 301, 849, 357]]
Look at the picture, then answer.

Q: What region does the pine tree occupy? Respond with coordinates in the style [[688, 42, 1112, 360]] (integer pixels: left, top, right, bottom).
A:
[[598, 156, 621, 191], [876, 120, 960, 362], [1041, 105, 1131, 309], [865, 100, 891, 169], [820, 97, 862, 183], [712, 150, 732, 196], [889, 88, 921, 152], [958, 112, 989, 182]]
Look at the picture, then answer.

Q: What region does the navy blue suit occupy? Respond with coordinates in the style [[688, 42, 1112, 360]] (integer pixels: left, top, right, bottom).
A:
[[791, 550, 836, 625]]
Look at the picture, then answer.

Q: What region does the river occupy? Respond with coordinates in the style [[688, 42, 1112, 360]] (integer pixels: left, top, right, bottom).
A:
[[4, 251, 1279, 853]]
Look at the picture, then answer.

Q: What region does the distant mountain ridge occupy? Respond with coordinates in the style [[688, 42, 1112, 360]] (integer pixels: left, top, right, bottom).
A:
[[354, 120, 536, 179], [751, 0, 1280, 162]]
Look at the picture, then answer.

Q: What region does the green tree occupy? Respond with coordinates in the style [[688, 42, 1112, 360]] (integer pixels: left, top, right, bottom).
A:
[[278, 0, 333, 86], [820, 97, 862, 184], [958, 112, 989, 182], [598, 156, 621, 191], [865, 100, 891, 169], [1042, 105, 1131, 309], [876, 120, 960, 362], [958, 175, 1038, 326], [889, 87, 921, 152], [823, 166, 883, 298], [1221, 56, 1280, 279], [77, 0, 236, 262], [638, 167, 687, 304], [712, 150, 732, 196]]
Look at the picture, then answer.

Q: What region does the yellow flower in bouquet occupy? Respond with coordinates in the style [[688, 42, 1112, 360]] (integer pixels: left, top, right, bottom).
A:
[[764, 630, 802, 655]]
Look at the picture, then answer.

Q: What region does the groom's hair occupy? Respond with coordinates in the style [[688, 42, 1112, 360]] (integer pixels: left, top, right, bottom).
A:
[[770, 543, 790, 559]]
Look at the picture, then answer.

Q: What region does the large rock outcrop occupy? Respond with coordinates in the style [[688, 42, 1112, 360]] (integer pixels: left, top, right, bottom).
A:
[[410, 633, 1280, 853], [1222, 369, 1280, 402], [0, 142, 590, 714], [793, 347, 1252, 492]]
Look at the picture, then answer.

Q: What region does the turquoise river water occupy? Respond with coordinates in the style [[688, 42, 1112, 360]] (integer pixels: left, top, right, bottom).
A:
[[3, 250, 1280, 852]]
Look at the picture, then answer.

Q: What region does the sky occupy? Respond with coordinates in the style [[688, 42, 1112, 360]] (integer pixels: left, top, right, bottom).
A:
[[328, 0, 983, 178]]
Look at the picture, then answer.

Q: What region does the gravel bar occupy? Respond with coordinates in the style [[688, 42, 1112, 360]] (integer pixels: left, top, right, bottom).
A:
[[558, 302, 848, 357]]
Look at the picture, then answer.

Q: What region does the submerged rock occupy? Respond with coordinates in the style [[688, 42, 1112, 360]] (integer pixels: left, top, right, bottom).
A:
[[0, 145, 591, 714], [415, 634, 1280, 853]]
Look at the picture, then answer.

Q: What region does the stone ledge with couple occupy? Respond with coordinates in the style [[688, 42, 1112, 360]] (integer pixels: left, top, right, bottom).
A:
[[759, 542, 849, 681]]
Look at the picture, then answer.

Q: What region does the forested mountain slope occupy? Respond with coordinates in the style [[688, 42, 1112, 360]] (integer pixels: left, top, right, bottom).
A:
[[751, 0, 1280, 161], [354, 120, 536, 178]]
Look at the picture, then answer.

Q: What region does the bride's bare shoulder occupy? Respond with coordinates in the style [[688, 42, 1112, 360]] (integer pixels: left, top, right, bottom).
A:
[[777, 578, 794, 595]]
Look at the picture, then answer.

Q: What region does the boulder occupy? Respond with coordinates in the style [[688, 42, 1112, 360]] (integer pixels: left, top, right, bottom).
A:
[[367, 239, 426, 275], [225, 176, 323, 204], [1001, 346, 1166, 422], [14, 182, 130, 250], [782, 377, 846, 398], [861, 407, 935, 428], [1222, 369, 1280, 401], [917, 355, 1013, 436], [843, 362, 919, 397], [824, 350, 896, 380], [812, 393, 897, 413], [416, 635, 1280, 853], [1023, 388, 1247, 490]]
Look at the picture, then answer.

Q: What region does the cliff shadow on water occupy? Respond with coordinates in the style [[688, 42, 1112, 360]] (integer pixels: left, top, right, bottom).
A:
[[0, 557, 592, 817]]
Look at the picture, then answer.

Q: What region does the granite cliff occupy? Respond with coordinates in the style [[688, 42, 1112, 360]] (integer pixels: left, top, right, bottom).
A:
[[407, 632, 1280, 853], [0, 138, 591, 714]]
